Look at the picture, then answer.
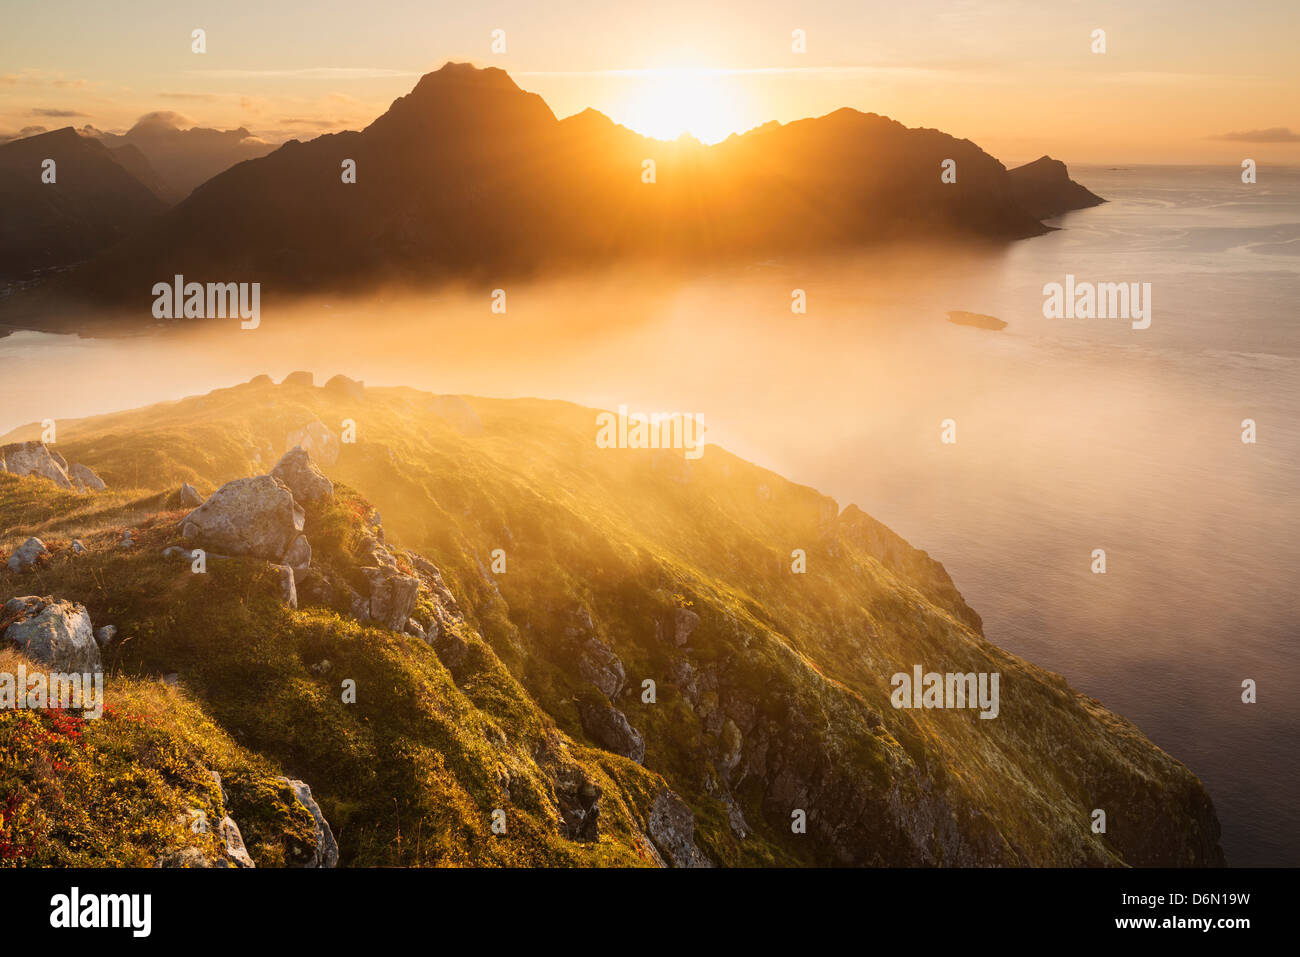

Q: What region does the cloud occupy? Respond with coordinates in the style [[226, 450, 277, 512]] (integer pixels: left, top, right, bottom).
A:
[[1210, 127, 1300, 143], [30, 108, 86, 117], [129, 110, 192, 131], [159, 92, 219, 102]]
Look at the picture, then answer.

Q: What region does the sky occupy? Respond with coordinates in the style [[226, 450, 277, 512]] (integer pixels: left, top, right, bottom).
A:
[[1, 0, 1297, 165]]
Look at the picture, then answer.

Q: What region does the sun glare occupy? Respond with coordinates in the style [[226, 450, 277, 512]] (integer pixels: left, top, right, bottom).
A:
[[613, 68, 746, 144]]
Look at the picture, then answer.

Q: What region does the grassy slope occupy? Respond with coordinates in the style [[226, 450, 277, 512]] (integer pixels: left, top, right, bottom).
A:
[[0, 377, 1223, 866]]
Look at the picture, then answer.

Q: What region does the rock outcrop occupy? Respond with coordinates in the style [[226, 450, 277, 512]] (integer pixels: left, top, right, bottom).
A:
[[280, 778, 339, 868], [0, 441, 73, 489], [0, 442, 107, 493], [647, 789, 711, 868], [578, 698, 645, 763]]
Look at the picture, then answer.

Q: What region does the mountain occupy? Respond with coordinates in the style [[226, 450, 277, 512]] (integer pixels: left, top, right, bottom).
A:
[[1009, 155, 1105, 220], [89, 113, 277, 203], [0, 377, 1223, 866], [0, 127, 167, 282], [8, 63, 1104, 321]]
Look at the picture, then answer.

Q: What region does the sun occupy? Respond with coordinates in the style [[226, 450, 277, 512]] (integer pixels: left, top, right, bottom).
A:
[[614, 68, 748, 144]]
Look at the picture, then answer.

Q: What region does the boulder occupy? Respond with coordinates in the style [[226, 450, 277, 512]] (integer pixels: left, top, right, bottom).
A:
[[647, 789, 712, 868], [270, 447, 333, 503], [578, 699, 645, 763], [280, 778, 339, 868], [94, 624, 116, 647], [70, 540, 86, 555], [5, 536, 47, 572], [361, 565, 419, 631], [323, 374, 366, 401], [2, 596, 102, 672], [0, 441, 73, 489], [181, 475, 305, 562], [281, 371, 314, 387], [68, 463, 106, 492], [285, 420, 340, 466]]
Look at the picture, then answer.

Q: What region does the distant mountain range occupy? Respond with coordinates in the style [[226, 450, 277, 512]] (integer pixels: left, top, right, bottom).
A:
[[1, 62, 1104, 324], [0, 128, 166, 282]]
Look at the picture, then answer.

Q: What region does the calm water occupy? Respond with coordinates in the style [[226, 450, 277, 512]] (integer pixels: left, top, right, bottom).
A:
[[3, 164, 1297, 865]]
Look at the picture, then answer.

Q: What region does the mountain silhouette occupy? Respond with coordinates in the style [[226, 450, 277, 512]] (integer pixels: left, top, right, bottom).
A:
[[1007, 155, 1105, 220], [0, 127, 166, 283], [7, 63, 1104, 320]]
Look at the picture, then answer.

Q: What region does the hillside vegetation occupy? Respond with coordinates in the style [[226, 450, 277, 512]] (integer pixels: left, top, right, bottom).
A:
[[0, 375, 1223, 866]]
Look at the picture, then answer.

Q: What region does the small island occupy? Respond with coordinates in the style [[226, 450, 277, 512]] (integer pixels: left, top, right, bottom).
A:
[[947, 310, 1007, 330]]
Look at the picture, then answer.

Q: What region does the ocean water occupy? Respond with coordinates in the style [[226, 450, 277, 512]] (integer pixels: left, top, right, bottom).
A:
[[3, 164, 1297, 865]]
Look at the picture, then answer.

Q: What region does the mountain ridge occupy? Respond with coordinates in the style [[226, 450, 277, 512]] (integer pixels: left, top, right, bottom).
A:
[[2, 62, 1105, 328], [0, 377, 1223, 867]]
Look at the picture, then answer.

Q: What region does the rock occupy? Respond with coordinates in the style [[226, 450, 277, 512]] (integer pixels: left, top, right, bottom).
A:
[[70, 540, 86, 555], [404, 619, 426, 640], [361, 565, 419, 631], [578, 699, 645, 763], [427, 395, 484, 436], [647, 789, 712, 868], [577, 635, 626, 699], [247, 374, 273, 386], [309, 659, 332, 675], [553, 765, 602, 842], [270, 447, 333, 503], [281, 371, 314, 387], [94, 624, 116, 647], [119, 530, 134, 548], [0, 441, 73, 489], [282, 534, 311, 573], [431, 628, 468, 669], [669, 607, 699, 646], [280, 778, 339, 868], [2, 596, 102, 671], [323, 374, 366, 401], [285, 420, 340, 466], [68, 462, 107, 492], [272, 564, 297, 609], [220, 816, 256, 868], [177, 483, 204, 508], [5, 536, 47, 572], [181, 475, 305, 563]]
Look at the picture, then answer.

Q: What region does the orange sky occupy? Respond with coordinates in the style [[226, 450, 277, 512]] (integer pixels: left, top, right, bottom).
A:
[[2, 0, 1298, 165]]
